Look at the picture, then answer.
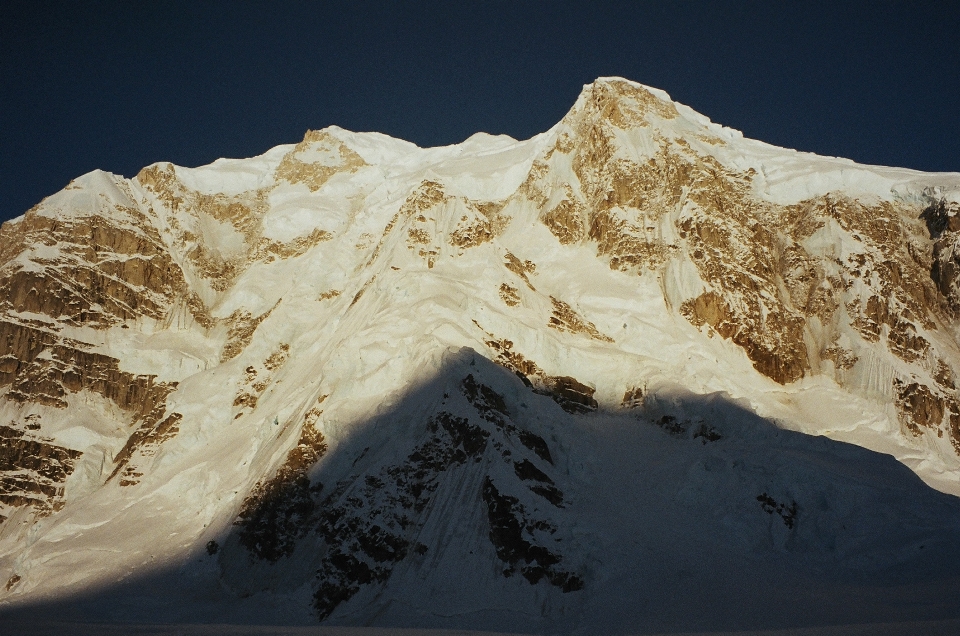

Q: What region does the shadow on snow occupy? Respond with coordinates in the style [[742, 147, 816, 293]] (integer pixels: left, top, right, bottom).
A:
[[4, 348, 960, 635]]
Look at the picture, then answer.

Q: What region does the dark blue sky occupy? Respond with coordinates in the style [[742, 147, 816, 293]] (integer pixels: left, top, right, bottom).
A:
[[2, 1, 958, 223]]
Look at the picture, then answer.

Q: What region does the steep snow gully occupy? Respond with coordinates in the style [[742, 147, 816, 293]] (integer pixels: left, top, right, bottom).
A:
[[2, 78, 960, 634]]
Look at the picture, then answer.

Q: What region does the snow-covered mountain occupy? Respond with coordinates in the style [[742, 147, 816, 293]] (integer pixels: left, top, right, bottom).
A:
[[2, 77, 960, 633]]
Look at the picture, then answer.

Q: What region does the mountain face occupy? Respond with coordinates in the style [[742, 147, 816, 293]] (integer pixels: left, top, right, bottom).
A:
[[2, 77, 960, 632]]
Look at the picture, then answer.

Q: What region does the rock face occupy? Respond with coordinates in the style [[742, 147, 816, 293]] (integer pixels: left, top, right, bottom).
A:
[[1, 78, 960, 631]]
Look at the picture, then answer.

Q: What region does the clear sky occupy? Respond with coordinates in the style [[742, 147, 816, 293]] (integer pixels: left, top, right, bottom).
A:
[[2, 1, 958, 223]]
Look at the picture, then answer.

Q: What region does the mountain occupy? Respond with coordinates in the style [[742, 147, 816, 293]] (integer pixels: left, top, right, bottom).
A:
[[2, 77, 960, 634]]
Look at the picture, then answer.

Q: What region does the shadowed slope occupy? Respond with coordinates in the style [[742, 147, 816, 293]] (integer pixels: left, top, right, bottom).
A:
[[3, 349, 960, 634]]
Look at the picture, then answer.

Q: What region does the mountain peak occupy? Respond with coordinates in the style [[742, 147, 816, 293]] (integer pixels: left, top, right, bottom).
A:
[[2, 77, 960, 632]]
